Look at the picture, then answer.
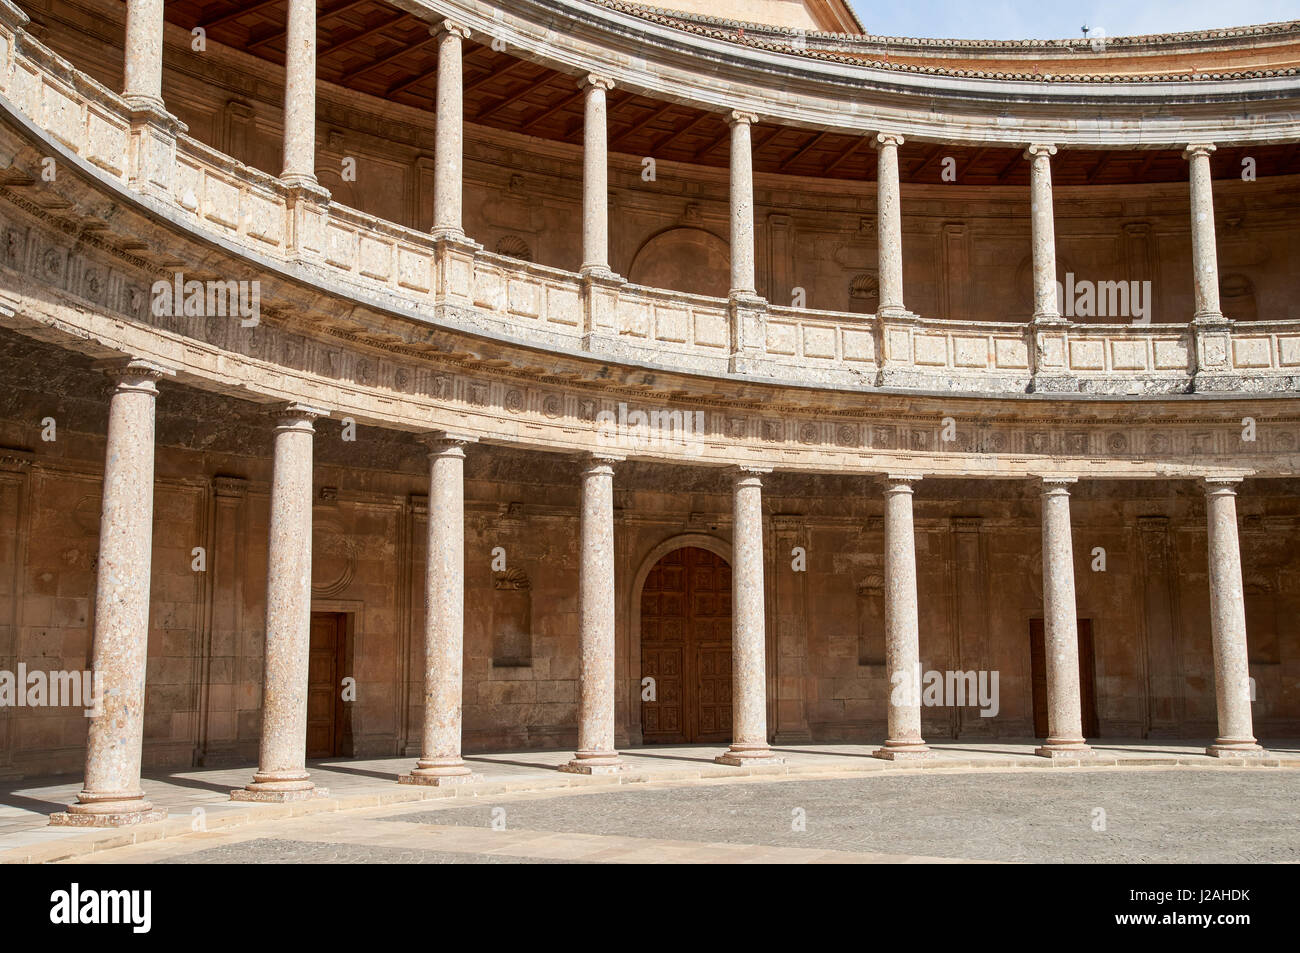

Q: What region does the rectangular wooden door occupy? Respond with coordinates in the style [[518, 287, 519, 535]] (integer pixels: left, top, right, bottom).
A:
[[1030, 618, 1099, 739], [307, 612, 346, 758]]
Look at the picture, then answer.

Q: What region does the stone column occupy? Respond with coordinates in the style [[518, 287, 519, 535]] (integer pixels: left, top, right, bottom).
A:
[[875, 133, 906, 316], [874, 474, 931, 760], [1035, 477, 1092, 758], [580, 74, 616, 279], [280, 0, 318, 188], [562, 453, 626, 773], [403, 433, 481, 784], [717, 467, 780, 766], [122, 0, 164, 113], [728, 111, 759, 297], [1203, 478, 1265, 757], [431, 20, 469, 241], [1025, 143, 1061, 323], [233, 403, 329, 801], [1184, 144, 1224, 323], [51, 360, 170, 827]]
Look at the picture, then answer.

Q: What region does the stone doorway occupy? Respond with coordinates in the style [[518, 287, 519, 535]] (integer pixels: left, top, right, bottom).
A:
[[307, 611, 353, 758], [1029, 617, 1100, 739], [639, 547, 733, 744]]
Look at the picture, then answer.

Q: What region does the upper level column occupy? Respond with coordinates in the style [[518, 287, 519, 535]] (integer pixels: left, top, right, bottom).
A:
[[432, 19, 470, 241], [1184, 144, 1224, 324], [580, 74, 616, 279], [122, 0, 164, 113], [728, 111, 759, 298], [1024, 144, 1061, 323], [875, 133, 906, 317], [280, 0, 318, 188]]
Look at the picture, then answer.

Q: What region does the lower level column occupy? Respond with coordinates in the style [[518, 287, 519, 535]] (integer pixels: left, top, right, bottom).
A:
[[562, 453, 626, 774], [1035, 477, 1092, 759], [233, 403, 329, 801], [716, 466, 781, 766], [402, 433, 481, 784], [874, 474, 932, 760], [1203, 478, 1265, 758], [51, 360, 169, 827]]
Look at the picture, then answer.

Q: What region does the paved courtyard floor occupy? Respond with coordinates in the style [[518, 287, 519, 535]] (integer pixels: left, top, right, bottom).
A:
[[2, 741, 1297, 863]]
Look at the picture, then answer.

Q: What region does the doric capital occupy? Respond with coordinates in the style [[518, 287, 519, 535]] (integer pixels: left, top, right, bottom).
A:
[[732, 464, 771, 486], [883, 472, 922, 492], [1023, 142, 1057, 160], [1203, 476, 1243, 495], [1183, 143, 1217, 161], [431, 19, 470, 40], [1038, 475, 1078, 495], [727, 110, 759, 128], [578, 73, 615, 92], [874, 132, 904, 149], [421, 430, 478, 455], [95, 357, 174, 391], [268, 401, 329, 427]]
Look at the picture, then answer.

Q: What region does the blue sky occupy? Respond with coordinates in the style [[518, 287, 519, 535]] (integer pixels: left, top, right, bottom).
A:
[[846, 1, 1300, 40]]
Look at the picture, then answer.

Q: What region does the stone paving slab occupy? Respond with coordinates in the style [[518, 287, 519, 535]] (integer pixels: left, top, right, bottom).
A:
[[2, 740, 1296, 863]]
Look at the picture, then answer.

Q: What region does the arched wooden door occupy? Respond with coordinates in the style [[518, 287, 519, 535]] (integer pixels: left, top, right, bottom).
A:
[[640, 547, 732, 743]]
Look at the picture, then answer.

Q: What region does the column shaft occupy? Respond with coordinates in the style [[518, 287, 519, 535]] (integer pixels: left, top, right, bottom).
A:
[[1036, 477, 1091, 757], [281, 0, 318, 186], [52, 362, 167, 826], [1203, 479, 1264, 757], [874, 476, 930, 759], [580, 75, 614, 277], [123, 0, 164, 111], [1184, 144, 1223, 322], [728, 112, 758, 296], [404, 435, 479, 784], [432, 21, 469, 240], [875, 134, 905, 315], [716, 468, 779, 765], [233, 404, 328, 801], [1025, 144, 1061, 322], [563, 454, 624, 773]]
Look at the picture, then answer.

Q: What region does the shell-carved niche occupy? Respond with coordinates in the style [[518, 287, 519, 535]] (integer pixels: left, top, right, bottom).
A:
[[492, 568, 533, 667], [848, 273, 878, 315], [311, 513, 358, 597]]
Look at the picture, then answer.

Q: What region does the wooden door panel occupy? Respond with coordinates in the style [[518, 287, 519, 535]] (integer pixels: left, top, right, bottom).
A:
[[307, 612, 343, 758], [641, 547, 732, 744]]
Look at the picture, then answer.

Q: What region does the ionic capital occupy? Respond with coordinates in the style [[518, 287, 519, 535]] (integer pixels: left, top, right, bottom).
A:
[[431, 19, 470, 40], [578, 73, 615, 92], [874, 132, 904, 149], [727, 110, 759, 128], [1023, 142, 1057, 160], [1183, 143, 1217, 161]]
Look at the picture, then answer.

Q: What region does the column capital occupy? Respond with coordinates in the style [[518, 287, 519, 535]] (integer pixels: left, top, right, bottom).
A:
[[431, 19, 470, 40], [578, 72, 615, 92], [732, 465, 771, 485], [1024, 142, 1058, 160], [1203, 476, 1243, 494], [883, 472, 922, 489], [421, 431, 478, 455], [1183, 143, 1217, 160], [727, 110, 759, 127], [267, 401, 329, 427], [873, 132, 904, 149], [95, 357, 174, 389], [1038, 475, 1078, 494], [583, 451, 625, 468]]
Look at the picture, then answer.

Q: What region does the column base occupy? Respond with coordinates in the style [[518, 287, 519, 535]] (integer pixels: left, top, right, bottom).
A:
[[1206, 741, 1266, 759], [1034, 741, 1094, 760], [49, 793, 166, 828], [714, 745, 784, 767], [872, 742, 933, 761], [400, 758, 481, 785], [231, 770, 325, 802], [558, 752, 628, 775]]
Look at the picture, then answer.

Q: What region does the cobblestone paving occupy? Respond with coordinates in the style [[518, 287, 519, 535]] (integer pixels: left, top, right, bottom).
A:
[[378, 770, 1300, 863], [158, 838, 561, 864]]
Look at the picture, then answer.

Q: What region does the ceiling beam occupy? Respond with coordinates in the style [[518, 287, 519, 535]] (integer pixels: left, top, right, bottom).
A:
[[317, 13, 410, 59], [474, 72, 559, 122], [201, 0, 284, 30], [823, 136, 868, 176], [777, 131, 829, 173], [1086, 151, 1116, 184], [341, 36, 436, 84], [246, 0, 377, 50], [520, 87, 586, 132], [647, 110, 712, 155], [609, 101, 676, 151]]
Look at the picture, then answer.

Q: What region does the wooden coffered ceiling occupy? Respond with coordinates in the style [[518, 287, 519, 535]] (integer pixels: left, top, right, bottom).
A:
[[166, 0, 1300, 185]]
